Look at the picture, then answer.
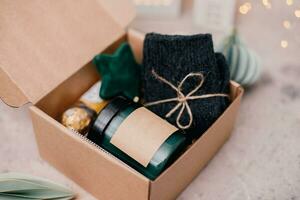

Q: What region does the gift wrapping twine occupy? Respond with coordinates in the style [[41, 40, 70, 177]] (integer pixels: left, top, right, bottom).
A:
[[145, 69, 230, 130]]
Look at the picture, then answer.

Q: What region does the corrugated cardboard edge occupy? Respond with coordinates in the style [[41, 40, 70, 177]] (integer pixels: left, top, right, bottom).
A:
[[149, 81, 244, 200], [30, 106, 150, 200]]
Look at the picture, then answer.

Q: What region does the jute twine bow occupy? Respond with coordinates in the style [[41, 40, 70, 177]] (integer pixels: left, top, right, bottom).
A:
[[145, 69, 230, 130]]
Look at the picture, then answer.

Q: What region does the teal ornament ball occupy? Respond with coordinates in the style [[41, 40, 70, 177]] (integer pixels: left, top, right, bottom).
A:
[[219, 32, 261, 86]]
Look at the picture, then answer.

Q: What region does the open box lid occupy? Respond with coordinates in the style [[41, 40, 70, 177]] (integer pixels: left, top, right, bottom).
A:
[[0, 0, 135, 107]]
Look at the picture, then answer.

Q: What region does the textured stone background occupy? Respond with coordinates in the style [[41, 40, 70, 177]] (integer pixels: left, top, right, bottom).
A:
[[1, 0, 300, 199]]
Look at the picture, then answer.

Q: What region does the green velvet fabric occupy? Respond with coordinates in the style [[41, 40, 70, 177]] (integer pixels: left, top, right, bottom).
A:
[[93, 43, 141, 101]]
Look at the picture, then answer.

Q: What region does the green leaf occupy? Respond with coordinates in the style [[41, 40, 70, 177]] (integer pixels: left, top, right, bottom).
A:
[[0, 173, 72, 193], [4, 189, 73, 199], [0, 173, 75, 200], [0, 179, 45, 193], [0, 193, 74, 200], [0, 194, 29, 200]]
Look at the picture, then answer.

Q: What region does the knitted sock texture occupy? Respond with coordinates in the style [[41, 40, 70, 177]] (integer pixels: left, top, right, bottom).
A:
[[142, 33, 230, 138]]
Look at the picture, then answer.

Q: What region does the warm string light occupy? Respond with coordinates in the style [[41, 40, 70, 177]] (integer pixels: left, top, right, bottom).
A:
[[286, 0, 293, 6], [237, 0, 299, 49], [281, 5, 300, 48], [262, 0, 272, 9], [239, 2, 252, 14], [281, 40, 288, 48], [295, 9, 300, 18], [283, 20, 291, 29], [281, 1, 298, 48]]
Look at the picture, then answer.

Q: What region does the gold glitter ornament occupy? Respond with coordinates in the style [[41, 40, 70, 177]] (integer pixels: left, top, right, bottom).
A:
[[61, 81, 108, 135], [61, 106, 94, 135]]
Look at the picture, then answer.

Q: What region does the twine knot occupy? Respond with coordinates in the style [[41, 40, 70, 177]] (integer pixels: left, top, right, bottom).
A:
[[178, 96, 186, 102], [145, 69, 230, 130]]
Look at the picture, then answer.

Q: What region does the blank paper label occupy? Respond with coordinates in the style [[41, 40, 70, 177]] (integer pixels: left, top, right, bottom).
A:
[[111, 107, 178, 167]]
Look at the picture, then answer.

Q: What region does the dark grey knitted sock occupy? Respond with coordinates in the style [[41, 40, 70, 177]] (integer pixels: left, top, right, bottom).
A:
[[142, 33, 230, 139]]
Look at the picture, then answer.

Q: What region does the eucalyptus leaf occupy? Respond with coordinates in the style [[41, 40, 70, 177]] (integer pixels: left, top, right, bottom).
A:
[[52, 197, 74, 200], [3, 189, 74, 199], [0, 173, 72, 193], [0, 194, 28, 200], [0, 180, 45, 193], [0, 173, 75, 200]]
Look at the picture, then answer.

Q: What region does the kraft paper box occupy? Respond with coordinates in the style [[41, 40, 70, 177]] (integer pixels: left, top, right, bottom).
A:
[[0, 1, 244, 199]]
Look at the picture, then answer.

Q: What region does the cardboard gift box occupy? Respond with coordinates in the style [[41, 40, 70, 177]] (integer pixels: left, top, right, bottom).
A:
[[0, 1, 244, 199]]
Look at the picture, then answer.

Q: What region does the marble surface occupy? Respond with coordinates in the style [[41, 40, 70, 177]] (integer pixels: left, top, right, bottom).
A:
[[1, 0, 300, 199]]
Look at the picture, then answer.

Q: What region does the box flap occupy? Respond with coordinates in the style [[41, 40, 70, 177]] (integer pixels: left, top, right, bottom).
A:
[[98, 0, 136, 28], [0, 0, 135, 107]]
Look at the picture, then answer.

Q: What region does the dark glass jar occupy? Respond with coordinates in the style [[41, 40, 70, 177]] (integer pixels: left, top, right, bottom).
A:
[[87, 96, 187, 180]]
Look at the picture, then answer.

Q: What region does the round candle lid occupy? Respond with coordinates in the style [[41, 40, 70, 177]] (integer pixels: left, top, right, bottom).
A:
[[87, 96, 131, 144]]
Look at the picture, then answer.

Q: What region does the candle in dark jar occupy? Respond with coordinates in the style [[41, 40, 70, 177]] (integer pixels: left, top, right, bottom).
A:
[[87, 96, 187, 180]]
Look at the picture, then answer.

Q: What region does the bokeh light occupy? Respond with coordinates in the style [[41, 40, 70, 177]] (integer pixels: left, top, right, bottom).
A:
[[283, 20, 291, 29], [262, 0, 272, 9], [295, 10, 300, 18], [281, 40, 288, 48], [239, 2, 252, 14], [286, 0, 293, 6]]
